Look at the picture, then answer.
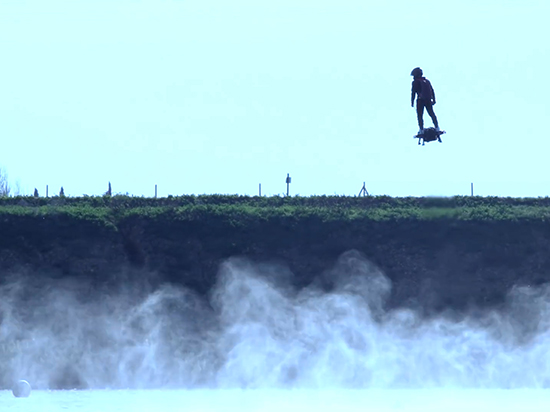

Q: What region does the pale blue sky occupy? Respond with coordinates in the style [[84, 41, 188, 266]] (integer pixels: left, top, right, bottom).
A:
[[0, 0, 549, 197]]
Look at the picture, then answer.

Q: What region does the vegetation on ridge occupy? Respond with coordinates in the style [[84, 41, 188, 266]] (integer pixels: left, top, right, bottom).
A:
[[0, 195, 550, 225]]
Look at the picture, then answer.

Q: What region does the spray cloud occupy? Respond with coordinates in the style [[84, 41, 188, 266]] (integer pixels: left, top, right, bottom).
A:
[[1, 250, 549, 389]]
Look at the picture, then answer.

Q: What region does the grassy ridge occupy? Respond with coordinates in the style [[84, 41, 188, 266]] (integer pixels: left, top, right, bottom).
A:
[[2, 195, 550, 314], [1, 195, 550, 224], [3, 194, 550, 207]]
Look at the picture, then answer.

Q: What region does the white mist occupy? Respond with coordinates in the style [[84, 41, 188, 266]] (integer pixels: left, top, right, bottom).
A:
[[1, 250, 550, 390]]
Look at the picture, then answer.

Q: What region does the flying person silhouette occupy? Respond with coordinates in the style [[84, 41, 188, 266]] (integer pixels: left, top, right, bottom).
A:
[[410, 67, 439, 135]]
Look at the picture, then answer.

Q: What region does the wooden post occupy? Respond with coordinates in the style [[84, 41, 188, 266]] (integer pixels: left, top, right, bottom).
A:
[[286, 174, 291, 196]]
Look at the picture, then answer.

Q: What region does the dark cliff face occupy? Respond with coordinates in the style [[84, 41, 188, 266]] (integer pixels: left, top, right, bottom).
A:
[[1, 214, 549, 313]]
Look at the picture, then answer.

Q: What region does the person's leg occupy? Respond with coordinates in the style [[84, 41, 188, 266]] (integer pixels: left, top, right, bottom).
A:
[[425, 103, 439, 128], [416, 100, 425, 131]]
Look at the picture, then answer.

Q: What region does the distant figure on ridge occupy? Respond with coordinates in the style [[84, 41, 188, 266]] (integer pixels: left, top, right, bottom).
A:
[[410, 67, 440, 135]]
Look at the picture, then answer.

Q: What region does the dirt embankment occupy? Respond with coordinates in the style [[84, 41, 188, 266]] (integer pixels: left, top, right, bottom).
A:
[[1, 214, 549, 312]]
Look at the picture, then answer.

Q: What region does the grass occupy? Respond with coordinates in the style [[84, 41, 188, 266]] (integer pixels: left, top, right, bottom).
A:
[[1, 195, 550, 225]]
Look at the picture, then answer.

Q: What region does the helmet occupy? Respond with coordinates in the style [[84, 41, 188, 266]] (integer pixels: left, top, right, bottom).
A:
[[411, 67, 423, 77]]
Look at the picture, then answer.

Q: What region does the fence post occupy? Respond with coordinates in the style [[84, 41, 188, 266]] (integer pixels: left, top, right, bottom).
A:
[[471, 183, 474, 196], [259, 184, 261, 196], [286, 174, 291, 196], [46, 185, 48, 198], [155, 184, 157, 198]]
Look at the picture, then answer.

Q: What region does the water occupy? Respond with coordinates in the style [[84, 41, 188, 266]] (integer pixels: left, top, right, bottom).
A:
[[2, 389, 550, 411], [2, 250, 550, 409]]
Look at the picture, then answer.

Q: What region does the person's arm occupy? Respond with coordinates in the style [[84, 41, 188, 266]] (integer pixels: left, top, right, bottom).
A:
[[431, 84, 436, 104], [411, 81, 416, 107]]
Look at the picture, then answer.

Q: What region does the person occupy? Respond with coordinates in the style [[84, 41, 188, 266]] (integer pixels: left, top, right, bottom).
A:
[[410, 67, 439, 134]]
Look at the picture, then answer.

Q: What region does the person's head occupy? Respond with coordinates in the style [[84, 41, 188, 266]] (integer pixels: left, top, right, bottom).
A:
[[411, 67, 423, 78]]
